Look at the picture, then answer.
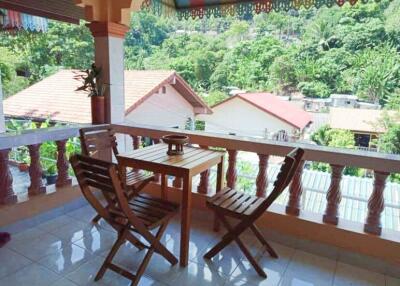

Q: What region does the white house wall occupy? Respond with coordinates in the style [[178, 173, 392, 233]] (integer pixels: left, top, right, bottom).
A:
[[122, 84, 196, 152], [198, 97, 297, 138], [125, 84, 195, 129]]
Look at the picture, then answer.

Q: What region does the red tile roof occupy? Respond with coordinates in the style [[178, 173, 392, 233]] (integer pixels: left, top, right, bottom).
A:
[[213, 92, 312, 130], [4, 69, 211, 123]]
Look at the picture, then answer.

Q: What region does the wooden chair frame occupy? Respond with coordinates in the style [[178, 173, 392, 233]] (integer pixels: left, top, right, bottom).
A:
[[79, 125, 154, 223], [70, 154, 178, 286], [204, 148, 304, 277]]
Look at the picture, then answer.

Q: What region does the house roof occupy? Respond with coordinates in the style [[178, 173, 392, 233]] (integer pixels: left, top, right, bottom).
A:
[[3, 69, 211, 124], [329, 107, 386, 134], [212, 92, 313, 130]]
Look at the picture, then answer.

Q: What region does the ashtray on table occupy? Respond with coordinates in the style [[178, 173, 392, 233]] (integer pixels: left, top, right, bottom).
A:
[[161, 135, 189, 155]]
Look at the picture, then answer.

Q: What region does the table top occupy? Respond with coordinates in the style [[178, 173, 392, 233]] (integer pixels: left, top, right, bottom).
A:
[[117, 143, 225, 177]]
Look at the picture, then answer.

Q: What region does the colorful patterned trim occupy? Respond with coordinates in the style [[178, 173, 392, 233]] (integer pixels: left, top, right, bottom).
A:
[[141, 0, 377, 19]]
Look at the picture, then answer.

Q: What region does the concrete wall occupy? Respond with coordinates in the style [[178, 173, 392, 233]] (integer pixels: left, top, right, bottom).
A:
[[0, 74, 5, 133], [198, 96, 297, 138]]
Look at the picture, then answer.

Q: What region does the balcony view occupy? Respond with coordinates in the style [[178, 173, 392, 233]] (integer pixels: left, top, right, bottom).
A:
[[0, 0, 399, 286]]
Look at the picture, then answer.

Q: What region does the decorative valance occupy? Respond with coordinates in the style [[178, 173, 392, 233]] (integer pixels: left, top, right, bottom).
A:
[[0, 9, 48, 32], [141, 0, 376, 19]]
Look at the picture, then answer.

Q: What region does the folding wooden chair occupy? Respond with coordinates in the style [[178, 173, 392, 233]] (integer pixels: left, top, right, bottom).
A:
[[204, 148, 304, 278], [79, 125, 154, 222], [70, 154, 179, 286]]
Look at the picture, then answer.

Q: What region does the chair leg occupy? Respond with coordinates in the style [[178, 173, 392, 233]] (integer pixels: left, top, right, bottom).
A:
[[92, 214, 102, 223], [95, 229, 127, 281], [250, 224, 278, 258], [130, 222, 174, 286], [216, 214, 267, 278]]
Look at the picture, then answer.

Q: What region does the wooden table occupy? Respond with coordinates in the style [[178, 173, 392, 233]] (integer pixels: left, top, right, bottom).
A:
[[117, 143, 225, 267]]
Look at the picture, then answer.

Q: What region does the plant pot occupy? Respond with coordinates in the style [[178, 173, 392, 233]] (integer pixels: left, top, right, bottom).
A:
[[46, 174, 58, 185], [91, 96, 105, 124], [18, 163, 29, 172]]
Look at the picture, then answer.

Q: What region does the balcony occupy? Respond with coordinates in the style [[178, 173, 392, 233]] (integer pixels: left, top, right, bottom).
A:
[[0, 123, 399, 286]]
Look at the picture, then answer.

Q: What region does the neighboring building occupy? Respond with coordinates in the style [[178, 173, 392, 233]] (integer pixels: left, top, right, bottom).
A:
[[3, 69, 211, 129], [329, 107, 389, 149], [304, 94, 380, 112], [331, 94, 358, 108], [198, 92, 312, 141]]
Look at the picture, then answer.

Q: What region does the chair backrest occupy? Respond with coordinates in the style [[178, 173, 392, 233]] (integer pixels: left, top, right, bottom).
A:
[[70, 154, 148, 233], [254, 148, 304, 217], [79, 125, 119, 162]]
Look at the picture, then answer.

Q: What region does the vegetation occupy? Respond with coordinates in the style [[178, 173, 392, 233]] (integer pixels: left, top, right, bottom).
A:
[[1, 1, 399, 107]]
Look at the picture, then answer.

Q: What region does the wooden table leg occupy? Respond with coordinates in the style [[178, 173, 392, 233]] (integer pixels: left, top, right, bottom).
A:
[[180, 175, 192, 267], [214, 160, 225, 231]]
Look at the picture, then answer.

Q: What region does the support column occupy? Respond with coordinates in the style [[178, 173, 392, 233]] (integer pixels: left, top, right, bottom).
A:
[[0, 149, 17, 204], [88, 22, 128, 124], [197, 145, 211, 194], [286, 160, 305, 216], [364, 171, 389, 235], [55, 140, 72, 188], [226, 149, 238, 189], [256, 153, 269, 197], [27, 144, 46, 195], [131, 135, 141, 150], [323, 165, 344, 225]]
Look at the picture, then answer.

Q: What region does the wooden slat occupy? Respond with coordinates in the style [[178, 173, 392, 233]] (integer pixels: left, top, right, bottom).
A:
[[220, 191, 244, 209], [208, 187, 232, 203], [244, 197, 266, 216], [227, 193, 252, 212], [235, 196, 259, 214], [213, 189, 237, 206]]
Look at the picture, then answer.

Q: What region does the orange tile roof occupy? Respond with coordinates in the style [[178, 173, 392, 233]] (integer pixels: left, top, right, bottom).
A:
[[212, 92, 313, 130], [4, 69, 211, 123]]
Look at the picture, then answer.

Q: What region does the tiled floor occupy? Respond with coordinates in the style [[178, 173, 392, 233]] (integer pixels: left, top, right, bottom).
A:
[[0, 205, 398, 286]]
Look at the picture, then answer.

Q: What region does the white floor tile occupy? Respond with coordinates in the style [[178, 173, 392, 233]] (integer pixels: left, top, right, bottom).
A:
[[167, 261, 227, 286], [333, 262, 385, 286], [8, 232, 66, 261], [0, 247, 33, 279], [0, 263, 61, 286], [72, 228, 117, 256], [37, 244, 95, 275], [229, 242, 295, 286], [66, 206, 97, 223], [52, 278, 79, 286], [66, 255, 158, 286], [48, 220, 100, 243], [279, 250, 336, 286], [37, 215, 77, 233]]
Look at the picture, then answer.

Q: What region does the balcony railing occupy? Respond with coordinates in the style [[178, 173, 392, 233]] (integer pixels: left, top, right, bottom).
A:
[[0, 126, 81, 203], [112, 122, 400, 237]]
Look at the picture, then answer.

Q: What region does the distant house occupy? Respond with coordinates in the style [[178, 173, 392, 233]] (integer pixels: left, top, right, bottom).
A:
[[329, 107, 392, 149], [198, 93, 313, 141], [304, 94, 380, 112], [3, 69, 211, 129]]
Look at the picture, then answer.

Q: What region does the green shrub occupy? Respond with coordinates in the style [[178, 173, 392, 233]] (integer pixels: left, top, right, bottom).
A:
[[298, 81, 331, 98]]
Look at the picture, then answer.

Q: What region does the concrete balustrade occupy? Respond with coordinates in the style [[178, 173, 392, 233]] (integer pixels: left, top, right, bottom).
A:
[[0, 126, 81, 204], [113, 122, 400, 237]]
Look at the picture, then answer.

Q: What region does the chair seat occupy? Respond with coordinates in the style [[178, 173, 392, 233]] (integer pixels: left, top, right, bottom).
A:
[[125, 171, 154, 186], [110, 194, 179, 229], [207, 187, 267, 218]]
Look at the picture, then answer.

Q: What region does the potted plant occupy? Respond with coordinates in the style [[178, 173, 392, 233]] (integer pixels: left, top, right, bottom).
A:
[[45, 165, 58, 185], [17, 147, 30, 172], [74, 63, 109, 124]]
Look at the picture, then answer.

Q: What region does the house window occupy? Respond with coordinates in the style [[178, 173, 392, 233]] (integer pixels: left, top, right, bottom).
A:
[[162, 86, 166, 94]]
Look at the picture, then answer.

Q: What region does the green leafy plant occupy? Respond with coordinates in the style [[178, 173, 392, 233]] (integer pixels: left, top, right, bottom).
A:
[[74, 63, 108, 97], [45, 165, 57, 176]]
